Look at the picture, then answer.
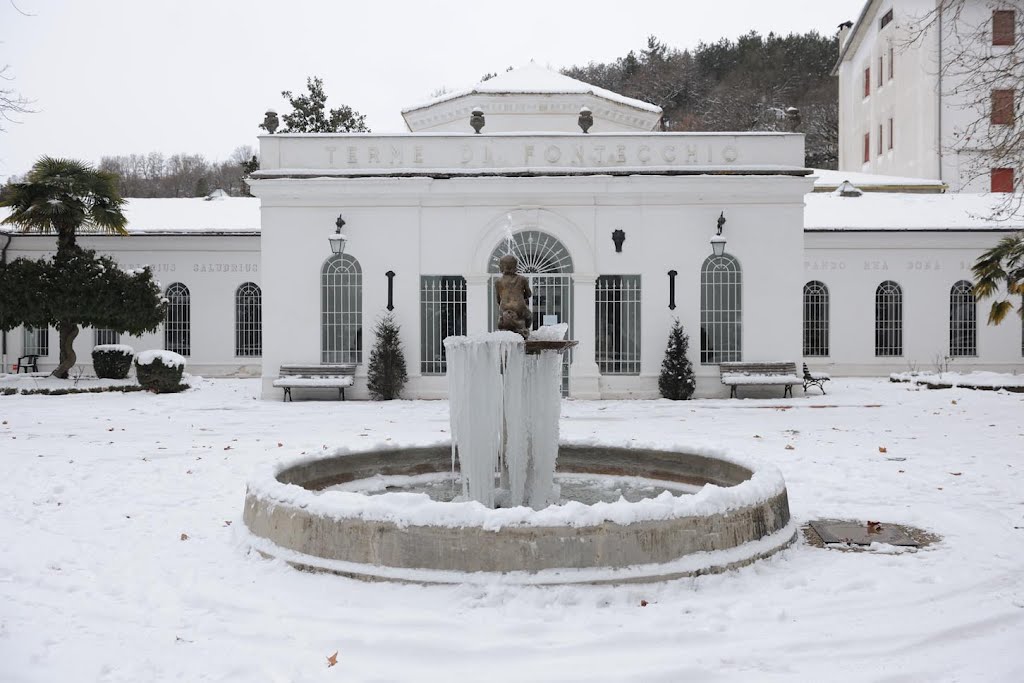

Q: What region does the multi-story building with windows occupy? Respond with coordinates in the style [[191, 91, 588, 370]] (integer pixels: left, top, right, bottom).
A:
[[835, 0, 1021, 192]]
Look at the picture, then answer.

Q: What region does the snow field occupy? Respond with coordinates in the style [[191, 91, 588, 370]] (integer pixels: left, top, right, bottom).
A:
[[0, 378, 1022, 682]]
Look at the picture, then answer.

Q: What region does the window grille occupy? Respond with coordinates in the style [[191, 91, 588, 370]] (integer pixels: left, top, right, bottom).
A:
[[235, 282, 262, 357], [23, 327, 49, 356], [487, 230, 574, 274], [321, 254, 362, 364], [595, 275, 641, 374], [991, 89, 1015, 125], [802, 281, 830, 357], [949, 280, 977, 357], [700, 254, 742, 364], [875, 280, 903, 356], [164, 282, 191, 356], [991, 168, 1014, 192], [993, 9, 1015, 46], [93, 329, 120, 346], [420, 276, 466, 374], [880, 8, 893, 29]]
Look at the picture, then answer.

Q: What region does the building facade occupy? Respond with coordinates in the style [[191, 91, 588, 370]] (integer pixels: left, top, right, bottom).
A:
[[835, 0, 1021, 192], [3, 65, 1022, 397]]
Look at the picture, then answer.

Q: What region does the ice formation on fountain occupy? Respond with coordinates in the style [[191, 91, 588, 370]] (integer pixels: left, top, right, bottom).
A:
[[444, 324, 568, 510]]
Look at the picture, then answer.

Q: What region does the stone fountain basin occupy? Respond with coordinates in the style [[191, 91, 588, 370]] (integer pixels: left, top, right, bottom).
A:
[[242, 442, 795, 585]]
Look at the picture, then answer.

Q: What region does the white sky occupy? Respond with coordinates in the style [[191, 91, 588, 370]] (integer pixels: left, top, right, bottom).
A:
[[0, 0, 865, 182]]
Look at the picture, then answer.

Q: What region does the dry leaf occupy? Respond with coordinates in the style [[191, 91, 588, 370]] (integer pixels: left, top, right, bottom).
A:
[[326, 651, 338, 667], [784, 444, 795, 450], [949, 472, 962, 476], [640, 600, 649, 607], [878, 446, 888, 453], [898, 469, 905, 473], [277, 442, 283, 447], [866, 520, 883, 533], [180, 533, 189, 541], [951, 399, 957, 405], [753, 434, 762, 439], [223, 520, 232, 526], [224, 445, 232, 451]]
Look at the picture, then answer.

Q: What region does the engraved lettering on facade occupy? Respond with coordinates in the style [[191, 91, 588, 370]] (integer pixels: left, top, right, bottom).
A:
[[368, 146, 380, 163], [413, 145, 424, 164], [326, 146, 337, 166], [347, 146, 358, 164], [637, 145, 651, 163], [545, 146, 561, 163], [662, 145, 676, 163], [722, 145, 739, 162]]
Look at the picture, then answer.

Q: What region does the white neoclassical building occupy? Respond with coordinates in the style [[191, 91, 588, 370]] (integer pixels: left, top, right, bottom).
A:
[[2, 65, 1022, 398]]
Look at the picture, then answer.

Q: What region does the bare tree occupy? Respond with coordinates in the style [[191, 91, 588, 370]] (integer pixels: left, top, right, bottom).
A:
[[0, 64, 32, 132]]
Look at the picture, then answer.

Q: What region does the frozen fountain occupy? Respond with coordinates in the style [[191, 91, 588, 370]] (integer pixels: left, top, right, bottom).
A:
[[243, 255, 795, 584]]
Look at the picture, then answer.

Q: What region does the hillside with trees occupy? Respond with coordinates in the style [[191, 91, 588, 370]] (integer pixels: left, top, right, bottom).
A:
[[563, 32, 839, 168]]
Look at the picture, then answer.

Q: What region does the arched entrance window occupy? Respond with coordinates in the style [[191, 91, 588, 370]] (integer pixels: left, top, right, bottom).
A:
[[235, 282, 262, 357], [164, 282, 190, 356], [949, 280, 977, 357], [488, 230, 574, 392], [875, 280, 903, 357], [321, 254, 362, 364], [803, 280, 830, 357], [700, 254, 742, 364]]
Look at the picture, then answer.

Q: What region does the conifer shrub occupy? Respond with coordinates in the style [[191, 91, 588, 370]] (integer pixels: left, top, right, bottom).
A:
[[366, 313, 408, 400], [92, 344, 134, 379], [658, 319, 697, 400], [135, 350, 187, 393]]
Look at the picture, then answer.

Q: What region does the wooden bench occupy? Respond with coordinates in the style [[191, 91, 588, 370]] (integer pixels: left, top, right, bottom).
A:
[[272, 364, 356, 402], [802, 363, 831, 395], [720, 361, 802, 398]]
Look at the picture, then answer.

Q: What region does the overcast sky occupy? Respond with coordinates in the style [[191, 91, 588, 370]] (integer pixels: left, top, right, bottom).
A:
[[1, 0, 865, 182]]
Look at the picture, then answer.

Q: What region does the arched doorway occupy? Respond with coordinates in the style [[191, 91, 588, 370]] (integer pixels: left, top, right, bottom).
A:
[[488, 230, 574, 393]]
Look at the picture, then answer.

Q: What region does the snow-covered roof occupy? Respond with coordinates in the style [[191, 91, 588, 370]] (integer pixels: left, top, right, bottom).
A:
[[810, 168, 947, 193], [402, 62, 662, 115], [805, 192, 1024, 231], [0, 197, 261, 235]]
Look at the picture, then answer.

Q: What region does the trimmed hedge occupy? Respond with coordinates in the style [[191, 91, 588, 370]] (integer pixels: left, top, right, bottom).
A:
[[1, 385, 147, 396], [135, 354, 186, 394], [92, 345, 134, 380]]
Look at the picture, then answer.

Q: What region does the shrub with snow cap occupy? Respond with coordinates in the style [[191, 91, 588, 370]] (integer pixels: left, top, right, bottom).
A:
[[92, 344, 135, 380], [135, 350, 187, 393]]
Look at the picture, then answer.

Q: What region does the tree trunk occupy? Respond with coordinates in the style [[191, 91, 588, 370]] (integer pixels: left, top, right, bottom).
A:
[[52, 321, 79, 379]]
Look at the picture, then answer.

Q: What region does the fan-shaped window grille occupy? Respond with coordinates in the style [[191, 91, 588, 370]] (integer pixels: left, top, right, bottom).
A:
[[875, 280, 903, 357], [949, 280, 977, 357], [235, 282, 262, 357], [488, 230, 574, 274], [700, 254, 742, 364], [803, 281, 830, 357], [322, 254, 362, 364], [164, 283, 191, 357]]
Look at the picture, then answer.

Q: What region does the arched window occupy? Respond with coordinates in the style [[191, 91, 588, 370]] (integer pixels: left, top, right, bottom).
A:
[[700, 254, 742, 364], [235, 282, 262, 357], [164, 282, 191, 356], [487, 230, 574, 274], [875, 280, 902, 357], [322, 254, 362, 364], [949, 280, 977, 357], [803, 281, 830, 357]]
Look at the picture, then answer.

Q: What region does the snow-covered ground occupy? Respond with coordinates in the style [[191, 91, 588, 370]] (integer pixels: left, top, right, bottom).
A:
[[1, 378, 1022, 682]]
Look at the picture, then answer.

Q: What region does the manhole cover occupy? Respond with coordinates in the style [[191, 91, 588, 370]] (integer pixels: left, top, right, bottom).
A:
[[808, 520, 920, 547]]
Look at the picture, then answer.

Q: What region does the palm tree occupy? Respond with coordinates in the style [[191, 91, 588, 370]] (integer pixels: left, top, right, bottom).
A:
[[972, 231, 1024, 325], [0, 157, 128, 378]]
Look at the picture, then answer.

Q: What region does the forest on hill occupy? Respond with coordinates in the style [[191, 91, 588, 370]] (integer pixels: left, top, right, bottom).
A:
[[562, 32, 839, 168]]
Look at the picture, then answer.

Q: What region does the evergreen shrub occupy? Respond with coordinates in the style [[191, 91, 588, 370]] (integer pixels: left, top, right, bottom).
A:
[[92, 344, 134, 379], [135, 351, 187, 393]]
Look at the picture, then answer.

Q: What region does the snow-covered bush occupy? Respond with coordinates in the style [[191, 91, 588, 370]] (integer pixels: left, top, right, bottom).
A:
[[92, 344, 134, 379], [135, 350, 186, 393]]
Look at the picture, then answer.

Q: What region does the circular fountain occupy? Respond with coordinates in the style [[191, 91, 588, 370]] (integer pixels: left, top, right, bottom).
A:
[[243, 255, 795, 584]]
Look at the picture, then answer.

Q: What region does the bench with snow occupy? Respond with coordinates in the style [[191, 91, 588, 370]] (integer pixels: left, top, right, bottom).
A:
[[802, 363, 831, 395], [719, 361, 802, 398], [272, 364, 356, 402]]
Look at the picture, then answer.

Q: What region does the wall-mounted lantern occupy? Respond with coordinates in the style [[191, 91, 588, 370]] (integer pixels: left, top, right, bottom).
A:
[[711, 212, 727, 256], [612, 229, 625, 253], [329, 214, 347, 255]]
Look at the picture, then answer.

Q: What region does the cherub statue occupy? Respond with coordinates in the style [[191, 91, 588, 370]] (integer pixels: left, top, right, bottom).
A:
[[494, 254, 532, 339]]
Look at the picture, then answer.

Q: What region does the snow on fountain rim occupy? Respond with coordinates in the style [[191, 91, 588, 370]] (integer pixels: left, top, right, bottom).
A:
[[246, 437, 787, 531]]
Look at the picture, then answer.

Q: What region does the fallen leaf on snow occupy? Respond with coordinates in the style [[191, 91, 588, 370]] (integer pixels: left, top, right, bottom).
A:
[[180, 533, 189, 541], [949, 472, 962, 476], [327, 651, 338, 667], [784, 444, 795, 450], [640, 600, 649, 607], [878, 446, 888, 453]]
